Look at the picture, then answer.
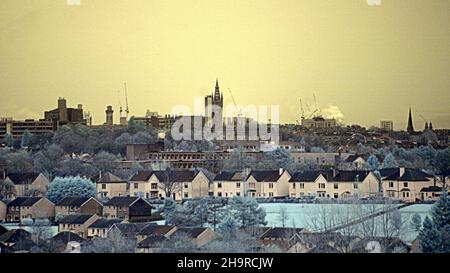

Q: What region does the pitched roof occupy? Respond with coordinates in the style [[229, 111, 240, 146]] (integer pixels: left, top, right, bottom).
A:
[[0, 225, 8, 237], [130, 171, 154, 181], [131, 170, 199, 183], [260, 227, 305, 240], [421, 186, 444, 192], [344, 154, 363, 163], [248, 170, 284, 182], [213, 171, 246, 181], [104, 196, 141, 206], [0, 229, 31, 243], [96, 172, 126, 184], [139, 225, 175, 236], [58, 214, 95, 224], [112, 223, 149, 235], [6, 173, 41, 185], [330, 171, 370, 182], [153, 170, 199, 182], [56, 197, 91, 207], [7, 197, 42, 207], [289, 170, 333, 182], [173, 227, 209, 238], [380, 168, 433, 181], [138, 235, 167, 248], [50, 231, 85, 244], [88, 218, 123, 229]]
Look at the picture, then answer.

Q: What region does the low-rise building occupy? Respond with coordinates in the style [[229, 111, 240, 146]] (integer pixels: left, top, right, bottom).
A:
[[420, 186, 445, 201], [136, 225, 177, 243], [94, 172, 129, 199], [4, 172, 49, 198], [380, 168, 436, 202], [87, 218, 123, 238], [289, 170, 334, 198], [212, 171, 249, 198], [171, 227, 215, 248], [55, 197, 103, 217], [103, 197, 153, 222], [0, 200, 6, 221], [6, 197, 55, 223], [0, 229, 33, 248], [289, 170, 380, 199], [58, 214, 100, 238], [246, 169, 291, 198], [47, 231, 85, 253], [130, 170, 210, 201]]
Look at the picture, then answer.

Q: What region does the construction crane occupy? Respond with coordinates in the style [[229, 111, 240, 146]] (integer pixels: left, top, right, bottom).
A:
[[300, 99, 305, 120], [124, 82, 130, 118], [313, 93, 322, 117], [117, 89, 123, 117], [228, 88, 242, 118]]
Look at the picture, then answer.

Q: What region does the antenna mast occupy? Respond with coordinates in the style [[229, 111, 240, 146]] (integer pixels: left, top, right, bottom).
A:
[[124, 82, 130, 118]]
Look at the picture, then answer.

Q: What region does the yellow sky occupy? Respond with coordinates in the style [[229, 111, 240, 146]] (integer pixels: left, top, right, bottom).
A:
[[0, 0, 449, 129]]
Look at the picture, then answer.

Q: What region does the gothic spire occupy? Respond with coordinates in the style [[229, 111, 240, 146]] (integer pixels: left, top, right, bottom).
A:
[[407, 108, 415, 133], [214, 78, 221, 99]]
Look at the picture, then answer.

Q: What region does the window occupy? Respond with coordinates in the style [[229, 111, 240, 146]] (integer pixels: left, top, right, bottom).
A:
[[218, 183, 222, 188], [292, 183, 296, 189], [236, 192, 241, 196], [102, 184, 106, 189], [318, 183, 325, 189], [389, 182, 394, 188], [184, 184, 188, 189], [184, 193, 189, 198], [134, 183, 138, 189], [151, 183, 158, 190], [269, 183, 274, 189], [218, 192, 222, 197], [403, 182, 408, 188], [334, 193, 339, 199], [236, 183, 241, 188], [334, 183, 338, 189], [269, 192, 274, 197], [300, 183, 304, 189], [354, 183, 359, 189], [403, 191, 410, 198]]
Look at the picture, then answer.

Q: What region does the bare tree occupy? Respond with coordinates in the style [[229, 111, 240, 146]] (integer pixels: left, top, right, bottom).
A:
[[277, 206, 289, 228], [83, 229, 136, 253], [0, 179, 15, 199], [159, 167, 182, 199]]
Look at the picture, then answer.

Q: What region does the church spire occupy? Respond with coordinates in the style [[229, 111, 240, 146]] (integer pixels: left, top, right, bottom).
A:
[[407, 108, 415, 133], [214, 78, 220, 99]]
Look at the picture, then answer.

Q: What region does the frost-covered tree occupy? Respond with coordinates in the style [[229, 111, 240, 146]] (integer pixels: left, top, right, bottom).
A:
[[132, 131, 155, 144], [419, 217, 442, 253], [218, 211, 239, 240], [21, 130, 32, 148], [365, 155, 380, 171], [229, 197, 267, 227], [411, 213, 422, 232], [3, 133, 14, 147], [430, 191, 450, 252], [160, 198, 179, 225], [382, 153, 399, 168], [47, 176, 96, 203], [310, 147, 325, 153], [419, 192, 450, 253], [93, 151, 118, 173], [33, 144, 64, 179], [127, 117, 146, 135]]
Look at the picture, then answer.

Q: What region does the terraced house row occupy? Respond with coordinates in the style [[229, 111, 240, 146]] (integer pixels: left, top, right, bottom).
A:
[[94, 167, 445, 203]]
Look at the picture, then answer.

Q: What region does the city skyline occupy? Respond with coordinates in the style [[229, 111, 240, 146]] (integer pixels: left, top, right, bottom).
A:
[[0, 0, 449, 129]]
